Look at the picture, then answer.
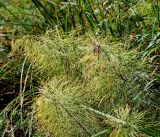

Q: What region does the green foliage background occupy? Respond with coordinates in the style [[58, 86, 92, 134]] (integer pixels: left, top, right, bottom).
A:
[[0, 0, 160, 136]]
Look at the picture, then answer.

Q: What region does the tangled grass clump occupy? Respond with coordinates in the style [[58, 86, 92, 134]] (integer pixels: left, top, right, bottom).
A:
[[13, 29, 160, 136]]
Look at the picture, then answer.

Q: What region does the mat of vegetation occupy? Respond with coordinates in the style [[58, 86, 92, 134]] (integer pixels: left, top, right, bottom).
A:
[[0, 0, 160, 137], [4, 30, 157, 136]]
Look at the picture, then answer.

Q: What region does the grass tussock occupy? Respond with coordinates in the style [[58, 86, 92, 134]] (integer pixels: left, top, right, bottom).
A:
[[13, 30, 160, 136]]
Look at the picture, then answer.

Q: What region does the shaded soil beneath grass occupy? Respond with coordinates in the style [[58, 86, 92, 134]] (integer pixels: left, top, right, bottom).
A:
[[0, 79, 20, 109]]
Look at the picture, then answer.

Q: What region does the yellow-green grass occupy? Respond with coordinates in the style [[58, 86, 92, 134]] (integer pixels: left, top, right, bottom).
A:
[[13, 29, 159, 136]]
